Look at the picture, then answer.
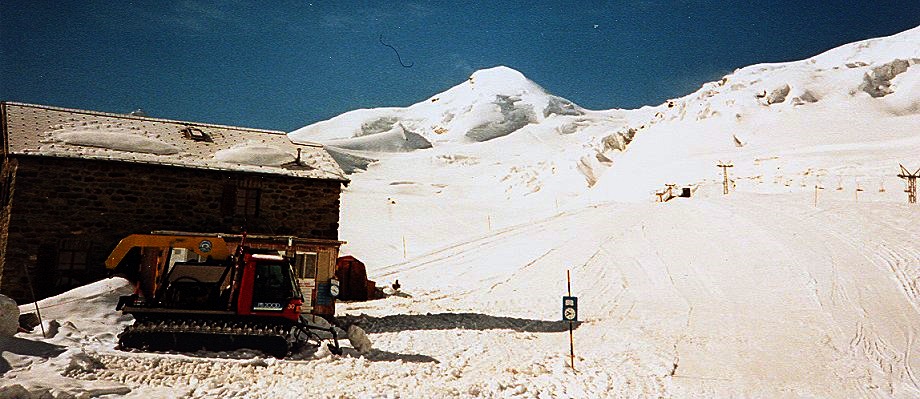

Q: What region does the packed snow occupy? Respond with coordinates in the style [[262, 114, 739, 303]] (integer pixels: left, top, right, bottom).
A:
[[214, 141, 296, 166], [53, 129, 180, 155], [4, 26, 920, 398]]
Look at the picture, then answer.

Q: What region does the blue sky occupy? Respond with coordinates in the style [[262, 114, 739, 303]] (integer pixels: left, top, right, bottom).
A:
[[2, 1, 919, 131]]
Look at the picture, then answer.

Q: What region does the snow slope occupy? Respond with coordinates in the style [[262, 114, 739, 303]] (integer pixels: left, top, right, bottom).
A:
[[3, 26, 920, 398], [590, 25, 920, 201], [314, 26, 920, 266], [5, 192, 920, 398]]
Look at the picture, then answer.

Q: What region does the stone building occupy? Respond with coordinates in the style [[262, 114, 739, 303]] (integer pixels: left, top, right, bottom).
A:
[[0, 102, 348, 302]]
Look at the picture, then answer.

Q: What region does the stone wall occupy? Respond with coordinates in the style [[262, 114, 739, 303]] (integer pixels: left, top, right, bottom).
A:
[[0, 159, 15, 300], [0, 155, 343, 302]]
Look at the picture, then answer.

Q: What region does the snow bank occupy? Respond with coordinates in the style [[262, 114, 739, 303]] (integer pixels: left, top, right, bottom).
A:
[[214, 141, 295, 166], [885, 62, 920, 115], [54, 129, 180, 155], [0, 294, 18, 336]]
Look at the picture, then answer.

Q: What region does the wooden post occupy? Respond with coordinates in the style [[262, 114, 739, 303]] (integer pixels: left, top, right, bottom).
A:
[[814, 185, 824, 207], [567, 270, 572, 301], [402, 236, 408, 259], [22, 263, 46, 338], [717, 161, 734, 195]]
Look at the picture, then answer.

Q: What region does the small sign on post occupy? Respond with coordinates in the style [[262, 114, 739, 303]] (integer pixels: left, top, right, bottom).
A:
[[563, 270, 577, 370], [562, 296, 578, 322]]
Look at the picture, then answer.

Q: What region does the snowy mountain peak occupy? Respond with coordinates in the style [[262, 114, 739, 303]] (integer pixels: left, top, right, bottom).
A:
[[466, 66, 545, 95], [424, 65, 550, 110], [289, 65, 587, 159], [645, 25, 920, 134]]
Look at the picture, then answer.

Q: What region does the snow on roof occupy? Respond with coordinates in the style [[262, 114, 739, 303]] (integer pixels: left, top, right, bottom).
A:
[[214, 141, 296, 166], [1, 102, 348, 182], [53, 129, 180, 155]]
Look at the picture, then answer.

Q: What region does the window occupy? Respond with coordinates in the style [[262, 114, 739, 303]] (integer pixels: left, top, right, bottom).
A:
[[294, 252, 318, 279], [222, 179, 263, 218], [58, 243, 88, 271], [168, 247, 205, 271], [56, 239, 91, 288], [251, 262, 295, 311], [235, 187, 261, 218]]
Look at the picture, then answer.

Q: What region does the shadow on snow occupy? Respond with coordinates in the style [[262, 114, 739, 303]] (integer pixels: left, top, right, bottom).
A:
[[338, 312, 582, 334], [0, 336, 67, 375]]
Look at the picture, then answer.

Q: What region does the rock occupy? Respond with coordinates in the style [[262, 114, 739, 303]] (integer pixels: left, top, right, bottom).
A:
[[52, 391, 76, 399], [859, 59, 912, 97], [46, 320, 61, 339], [19, 313, 40, 332], [0, 294, 20, 336], [766, 84, 791, 104], [466, 95, 536, 142], [347, 325, 373, 354], [0, 384, 31, 399], [792, 90, 819, 105], [543, 96, 583, 117]]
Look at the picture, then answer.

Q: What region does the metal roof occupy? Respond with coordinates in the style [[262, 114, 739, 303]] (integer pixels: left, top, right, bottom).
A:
[[1, 102, 348, 182]]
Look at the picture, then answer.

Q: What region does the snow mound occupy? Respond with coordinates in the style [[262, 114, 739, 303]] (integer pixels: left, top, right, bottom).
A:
[[0, 294, 18, 336], [19, 277, 136, 339], [885, 63, 920, 114], [346, 325, 372, 354], [214, 141, 295, 166], [54, 129, 180, 155], [25, 277, 134, 311]]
